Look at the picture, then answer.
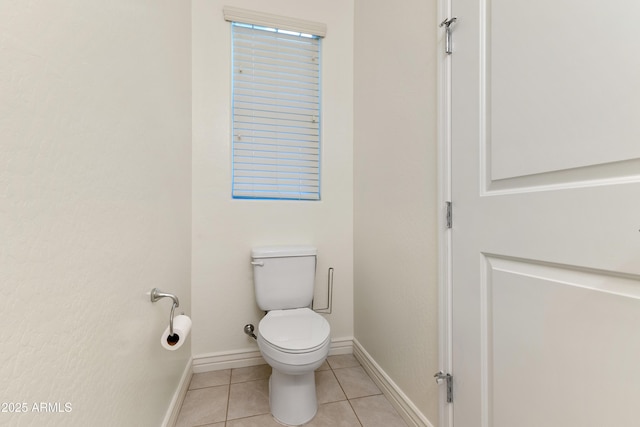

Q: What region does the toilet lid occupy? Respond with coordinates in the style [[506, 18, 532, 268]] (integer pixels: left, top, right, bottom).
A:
[[259, 308, 330, 352]]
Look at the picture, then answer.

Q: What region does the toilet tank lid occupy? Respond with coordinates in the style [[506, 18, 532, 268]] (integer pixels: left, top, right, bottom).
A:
[[251, 245, 317, 258]]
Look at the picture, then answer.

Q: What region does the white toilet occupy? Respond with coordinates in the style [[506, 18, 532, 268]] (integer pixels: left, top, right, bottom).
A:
[[251, 245, 331, 426]]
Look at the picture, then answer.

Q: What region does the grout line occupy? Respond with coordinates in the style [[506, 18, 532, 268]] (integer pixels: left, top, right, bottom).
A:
[[346, 398, 365, 427], [224, 383, 231, 425], [331, 364, 350, 400], [329, 361, 364, 427]]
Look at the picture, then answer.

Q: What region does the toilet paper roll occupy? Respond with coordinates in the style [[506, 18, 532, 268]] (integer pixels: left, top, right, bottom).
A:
[[161, 315, 192, 351]]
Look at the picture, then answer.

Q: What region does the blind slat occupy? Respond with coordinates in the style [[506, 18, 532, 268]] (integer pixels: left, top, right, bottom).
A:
[[234, 92, 318, 108], [236, 78, 319, 89], [234, 72, 319, 91], [234, 102, 318, 117], [234, 120, 318, 134], [235, 141, 318, 153], [233, 36, 319, 54]]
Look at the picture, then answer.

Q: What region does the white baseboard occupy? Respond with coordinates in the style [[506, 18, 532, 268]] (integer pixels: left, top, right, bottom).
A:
[[193, 347, 265, 373], [192, 337, 354, 373], [327, 336, 354, 356], [162, 357, 193, 427], [353, 339, 433, 427]]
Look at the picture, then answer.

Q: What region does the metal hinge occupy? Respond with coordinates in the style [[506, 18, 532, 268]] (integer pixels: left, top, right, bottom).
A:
[[446, 201, 452, 229], [434, 371, 453, 403], [439, 17, 457, 54]]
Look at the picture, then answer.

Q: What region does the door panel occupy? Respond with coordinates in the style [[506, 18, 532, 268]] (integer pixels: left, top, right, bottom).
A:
[[487, 257, 640, 426], [451, 0, 640, 426], [489, 1, 640, 180]]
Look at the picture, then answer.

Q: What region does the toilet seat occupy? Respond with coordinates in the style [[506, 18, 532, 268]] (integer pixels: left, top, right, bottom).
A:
[[259, 308, 330, 354]]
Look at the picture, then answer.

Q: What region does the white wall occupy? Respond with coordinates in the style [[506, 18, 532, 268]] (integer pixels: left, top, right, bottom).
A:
[[192, 0, 354, 358], [353, 0, 440, 423], [0, 1, 192, 426]]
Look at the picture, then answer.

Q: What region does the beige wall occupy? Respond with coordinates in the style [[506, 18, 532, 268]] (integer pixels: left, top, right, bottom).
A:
[[2, 0, 442, 423], [1, 1, 192, 426], [353, 0, 440, 423], [191, 0, 354, 357]]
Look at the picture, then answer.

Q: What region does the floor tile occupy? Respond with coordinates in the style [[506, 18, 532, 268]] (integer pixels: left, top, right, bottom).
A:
[[317, 360, 331, 371], [189, 370, 231, 390], [227, 379, 271, 420], [176, 354, 410, 427], [306, 401, 362, 427], [350, 394, 408, 427], [175, 385, 228, 427], [327, 354, 361, 370], [231, 364, 272, 383], [226, 413, 282, 427], [315, 370, 347, 404], [333, 366, 381, 399]]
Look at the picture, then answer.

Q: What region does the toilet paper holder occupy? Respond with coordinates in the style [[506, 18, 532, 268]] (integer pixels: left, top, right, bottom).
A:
[[150, 288, 180, 336]]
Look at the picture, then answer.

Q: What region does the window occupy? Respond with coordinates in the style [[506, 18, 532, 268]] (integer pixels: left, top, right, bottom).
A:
[[225, 8, 325, 200]]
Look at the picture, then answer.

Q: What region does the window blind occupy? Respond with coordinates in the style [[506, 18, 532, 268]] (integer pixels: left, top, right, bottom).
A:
[[231, 22, 322, 200]]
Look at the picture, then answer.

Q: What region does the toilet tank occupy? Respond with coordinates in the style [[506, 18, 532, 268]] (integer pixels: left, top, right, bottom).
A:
[[251, 245, 317, 311]]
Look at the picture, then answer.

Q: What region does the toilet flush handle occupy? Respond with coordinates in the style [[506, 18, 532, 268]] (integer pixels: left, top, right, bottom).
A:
[[251, 261, 264, 267]]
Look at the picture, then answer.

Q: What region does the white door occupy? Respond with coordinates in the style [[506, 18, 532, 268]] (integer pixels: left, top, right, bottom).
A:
[[450, 0, 640, 426]]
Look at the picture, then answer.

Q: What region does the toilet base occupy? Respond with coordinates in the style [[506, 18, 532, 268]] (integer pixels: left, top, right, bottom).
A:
[[269, 369, 317, 426]]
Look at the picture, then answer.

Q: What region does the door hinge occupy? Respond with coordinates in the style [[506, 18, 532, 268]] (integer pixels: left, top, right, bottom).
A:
[[434, 371, 453, 403], [439, 17, 457, 54], [446, 201, 452, 229]]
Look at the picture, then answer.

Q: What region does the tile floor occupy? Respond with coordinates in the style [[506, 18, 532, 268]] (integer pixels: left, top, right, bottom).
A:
[[175, 354, 409, 427]]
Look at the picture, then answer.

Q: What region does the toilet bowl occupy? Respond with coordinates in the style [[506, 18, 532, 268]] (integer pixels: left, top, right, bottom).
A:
[[257, 308, 331, 426]]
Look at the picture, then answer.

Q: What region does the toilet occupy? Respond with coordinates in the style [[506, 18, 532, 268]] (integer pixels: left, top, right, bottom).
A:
[[251, 245, 331, 426]]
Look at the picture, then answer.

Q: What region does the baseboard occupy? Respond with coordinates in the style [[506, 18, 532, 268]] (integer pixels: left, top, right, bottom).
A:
[[162, 357, 193, 427], [353, 339, 434, 427], [192, 347, 265, 373], [328, 336, 354, 356], [192, 336, 354, 373]]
